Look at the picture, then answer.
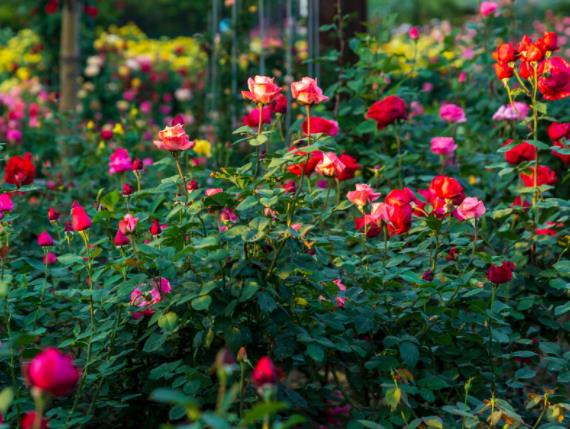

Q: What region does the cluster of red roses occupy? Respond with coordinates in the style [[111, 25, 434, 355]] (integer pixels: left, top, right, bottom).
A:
[[348, 175, 482, 238], [501, 140, 559, 187], [493, 32, 570, 100], [286, 149, 359, 181]]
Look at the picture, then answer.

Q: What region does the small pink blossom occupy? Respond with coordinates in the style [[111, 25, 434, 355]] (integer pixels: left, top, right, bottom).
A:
[[346, 184, 381, 209], [430, 137, 458, 156], [108, 148, 132, 175], [0, 193, 14, 213], [408, 27, 419, 40], [492, 102, 529, 121], [118, 214, 139, 234], [43, 252, 57, 265], [480, 1, 498, 17], [315, 152, 345, 177], [37, 231, 54, 247], [440, 103, 466, 123], [205, 188, 223, 197], [454, 197, 486, 220]]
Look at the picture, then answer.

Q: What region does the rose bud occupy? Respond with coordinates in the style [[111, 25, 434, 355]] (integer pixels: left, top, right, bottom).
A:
[[122, 183, 133, 196], [150, 219, 161, 236], [487, 261, 516, 284], [48, 207, 60, 222], [251, 356, 280, 388], [37, 231, 54, 247], [25, 347, 80, 396], [71, 201, 92, 231]]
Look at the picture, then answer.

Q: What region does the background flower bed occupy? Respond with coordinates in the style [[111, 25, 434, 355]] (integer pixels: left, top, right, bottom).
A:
[[0, 1, 569, 429]]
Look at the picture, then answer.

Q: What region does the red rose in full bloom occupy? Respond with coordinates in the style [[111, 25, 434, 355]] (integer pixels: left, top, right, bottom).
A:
[[385, 188, 416, 207], [301, 117, 339, 136], [336, 153, 360, 181], [494, 62, 514, 80], [4, 152, 36, 187], [26, 347, 80, 396], [287, 149, 323, 176], [365, 95, 407, 130], [502, 139, 536, 164], [519, 165, 558, 187], [547, 122, 570, 141], [251, 356, 280, 388], [487, 261, 516, 284], [384, 203, 413, 235], [538, 57, 570, 101], [492, 43, 517, 63], [518, 35, 544, 63], [242, 106, 272, 128], [429, 176, 464, 201]]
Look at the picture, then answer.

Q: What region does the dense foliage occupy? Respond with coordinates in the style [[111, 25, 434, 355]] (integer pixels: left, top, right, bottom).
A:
[[0, 2, 569, 429]]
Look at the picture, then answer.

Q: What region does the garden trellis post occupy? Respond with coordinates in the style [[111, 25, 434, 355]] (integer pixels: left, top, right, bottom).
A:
[[59, 0, 81, 112]]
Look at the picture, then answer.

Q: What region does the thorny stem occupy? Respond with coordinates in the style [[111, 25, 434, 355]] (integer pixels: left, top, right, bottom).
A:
[[172, 152, 188, 196]]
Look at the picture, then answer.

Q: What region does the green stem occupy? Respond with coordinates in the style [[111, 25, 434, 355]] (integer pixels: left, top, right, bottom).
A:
[[488, 284, 497, 394], [394, 123, 403, 188], [172, 152, 188, 196], [255, 103, 263, 177]]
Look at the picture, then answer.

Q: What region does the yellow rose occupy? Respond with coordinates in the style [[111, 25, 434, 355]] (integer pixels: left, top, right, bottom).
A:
[[193, 139, 212, 158]]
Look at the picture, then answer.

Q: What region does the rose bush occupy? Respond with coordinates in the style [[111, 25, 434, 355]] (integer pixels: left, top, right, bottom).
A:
[[0, 4, 569, 429]]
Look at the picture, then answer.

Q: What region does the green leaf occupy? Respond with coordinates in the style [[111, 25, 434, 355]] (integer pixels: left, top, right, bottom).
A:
[[399, 340, 419, 368], [306, 344, 325, 362], [358, 420, 387, 429], [0, 387, 14, 413], [192, 295, 212, 311], [150, 388, 195, 407], [242, 401, 288, 424]]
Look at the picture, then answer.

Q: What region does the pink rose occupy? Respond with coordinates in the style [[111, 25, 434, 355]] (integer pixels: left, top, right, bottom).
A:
[[492, 102, 529, 121], [241, 76, 282, 105], [480, 2, 498, 17], [0, 193, 13, 213], [291, 77, 329, 105], [315, 152, 345, 177], [346, 184, 381, 209], [205, 188, 223, 197], [440, 103, 466, 123], [153, 124, 194, 151], [408, 27, 419, 40], [430, 137, 458, 156], [454, 197, 486, 220], [118, 213, 139, 234], [108, 147, 132, 175]]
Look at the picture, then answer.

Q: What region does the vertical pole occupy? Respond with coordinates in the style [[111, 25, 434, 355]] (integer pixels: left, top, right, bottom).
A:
[[59, 0, 81, 112], [306, 0, 314, 77], [259, 0, 266, 75], [285, 0, 295, 129], [209, 0, 220, 162], [313, 0, 320, 80], [231, 0, 239, 129]]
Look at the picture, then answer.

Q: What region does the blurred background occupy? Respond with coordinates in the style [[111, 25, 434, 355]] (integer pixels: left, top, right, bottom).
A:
[[2, 0, 570, 36]]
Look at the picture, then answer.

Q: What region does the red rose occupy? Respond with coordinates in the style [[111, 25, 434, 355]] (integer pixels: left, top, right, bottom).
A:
[[44, 0, 58, 15], [26, 347, 80, 396], [242, 106, 272, 128], [519, 165, 558, 187], [252, 356, 280, 388], [492, 43, 517, 63], [429, 176, 464, 201], [385, 188, 416, 207], [301, 116, 339, 136], [385, 203, 412, 235], [355, 214, 382, 238], [519, 61, 532, 79], [71, 201, 92, 231], [84, 5, 98, 17], [336, 153, 360, 181], [287, 149, 323, 176], [495, 62, 514, 80], [538, 57, 570, 101], [546, 122, 570, 141], [487, 261, 515, 284], [502, 139, 536, 164], [542, 32, 559, 52], [518, 35, 544, 62], [21, 411, 48, 429], [552, 141, 570, 165], [365, 95, 407, 130], [270, 93, 288, 114], [4, 152, 36, 187]]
